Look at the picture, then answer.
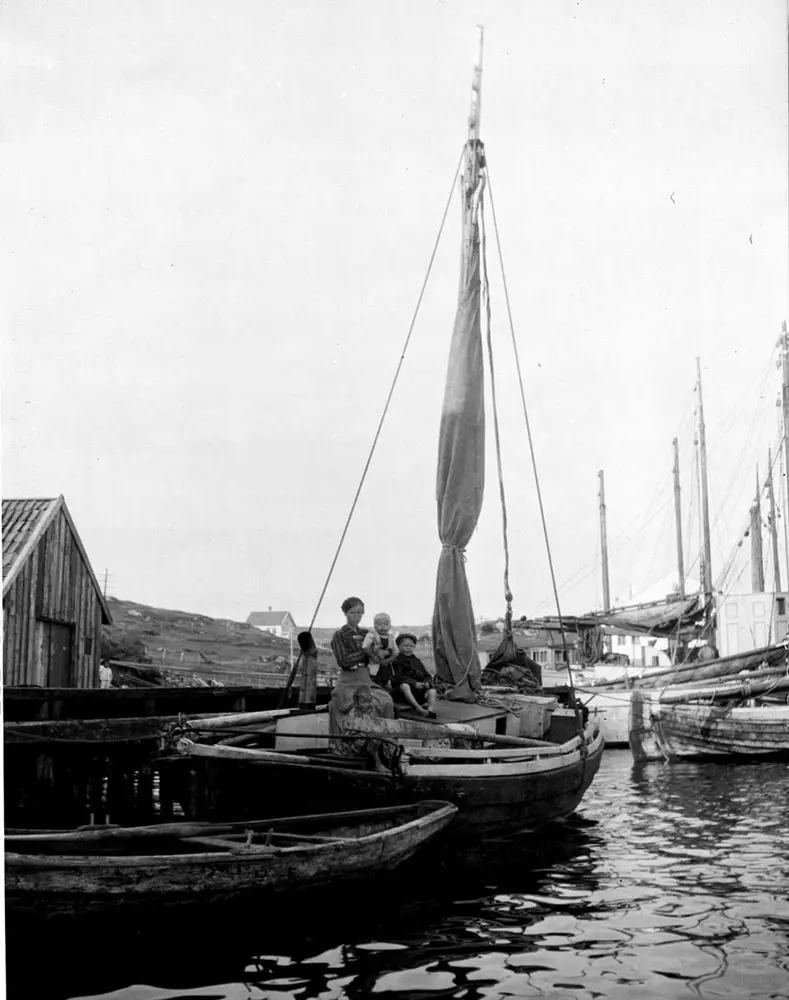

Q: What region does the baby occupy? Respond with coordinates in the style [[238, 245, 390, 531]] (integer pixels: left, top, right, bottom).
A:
[[362, 613, 398, 678]]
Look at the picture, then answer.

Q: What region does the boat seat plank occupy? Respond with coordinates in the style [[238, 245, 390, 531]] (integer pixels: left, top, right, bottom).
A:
[[184, 831, 351, 848], [182, 836, 278, 853]]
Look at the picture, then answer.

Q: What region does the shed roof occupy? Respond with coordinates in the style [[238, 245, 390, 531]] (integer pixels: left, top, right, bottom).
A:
[[2, 496, 112, 624], [246, 610, 295, 627]]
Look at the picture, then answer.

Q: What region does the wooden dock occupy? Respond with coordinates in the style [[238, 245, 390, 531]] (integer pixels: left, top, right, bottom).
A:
[[3, 684, 332, 829]]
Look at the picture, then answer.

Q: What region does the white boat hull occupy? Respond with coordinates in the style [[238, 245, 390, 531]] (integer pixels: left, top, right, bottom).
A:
[[583, 690, 632, 747]]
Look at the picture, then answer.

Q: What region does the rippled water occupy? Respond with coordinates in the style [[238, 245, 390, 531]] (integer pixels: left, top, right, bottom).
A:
[[7, 750, 789, 1000]]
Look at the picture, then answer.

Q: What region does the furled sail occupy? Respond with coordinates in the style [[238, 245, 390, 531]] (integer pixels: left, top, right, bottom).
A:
[[431, 43, 485, 702], [585, 594, 707, 637]]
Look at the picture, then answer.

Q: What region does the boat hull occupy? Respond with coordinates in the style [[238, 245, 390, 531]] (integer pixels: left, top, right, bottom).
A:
[[5, 801, 456, 917], [629, 690, 789, 762], [400, 733, 604, 833], [173, 724, 605, 836]]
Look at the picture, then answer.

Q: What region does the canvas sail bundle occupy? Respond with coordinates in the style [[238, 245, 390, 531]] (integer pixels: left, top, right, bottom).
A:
[[431, 60, 486, 704], [586, 594, 707, 638]]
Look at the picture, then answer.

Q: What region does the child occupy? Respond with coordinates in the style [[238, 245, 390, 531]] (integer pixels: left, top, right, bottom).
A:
[[362, 613, 398, 685], [336, 685, 397, 772], [391, 632, 437, 718]]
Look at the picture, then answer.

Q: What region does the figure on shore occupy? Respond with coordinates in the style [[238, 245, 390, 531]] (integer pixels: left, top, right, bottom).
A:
[[329, 597, 394, 759]]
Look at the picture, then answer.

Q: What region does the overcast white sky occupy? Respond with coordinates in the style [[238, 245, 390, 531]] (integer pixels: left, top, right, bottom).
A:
[[3, 1, 788, 628]]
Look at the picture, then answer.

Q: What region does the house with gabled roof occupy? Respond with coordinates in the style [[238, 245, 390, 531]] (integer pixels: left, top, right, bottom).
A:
[[3, 496, 112, 687], [246, 608, 297, 638]]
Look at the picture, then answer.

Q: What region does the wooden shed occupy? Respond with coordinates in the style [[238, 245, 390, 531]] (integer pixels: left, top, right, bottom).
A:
[[3, 496, 112, 688]]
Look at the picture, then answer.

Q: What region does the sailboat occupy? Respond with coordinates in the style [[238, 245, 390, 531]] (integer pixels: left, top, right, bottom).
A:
[[578, 355, 789, 761], [173, 32, 604, 836]]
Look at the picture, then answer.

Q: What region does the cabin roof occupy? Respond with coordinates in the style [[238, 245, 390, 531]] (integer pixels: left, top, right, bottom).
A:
[[246, 610, 295, 627], [2, 496, 112, 624]]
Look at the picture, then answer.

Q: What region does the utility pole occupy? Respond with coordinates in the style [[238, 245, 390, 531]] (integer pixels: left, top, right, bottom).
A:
[[103, 568, 108, 598], [598, 470, 611, 611], [672, 438, 686, 598], [750, 469, 765, 593], [767, 448, 782, 593], [696, 358, 716, 649]]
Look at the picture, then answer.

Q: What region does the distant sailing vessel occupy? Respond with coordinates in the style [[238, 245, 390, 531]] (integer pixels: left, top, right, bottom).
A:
[[581, 350, 789, 758]]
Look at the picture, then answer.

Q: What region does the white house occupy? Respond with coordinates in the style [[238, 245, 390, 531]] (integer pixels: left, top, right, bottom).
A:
[[607, 630, 672, 669], [246, 608, 297, 638], [717, 591, 789, 657]]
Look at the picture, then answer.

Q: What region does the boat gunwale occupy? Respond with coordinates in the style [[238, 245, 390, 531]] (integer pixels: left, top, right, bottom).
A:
[[401, 726, 604, 778]]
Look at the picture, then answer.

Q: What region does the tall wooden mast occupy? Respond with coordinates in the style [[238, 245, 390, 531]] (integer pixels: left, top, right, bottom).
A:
[[598, 470, 611, 612], [780, 323, 789, 586], [750, 470, 765, 593], [766, 448, 782, 593], [460, 27, 484, 288], [672, 438, 686, 598], [696, 358, 716, 647]]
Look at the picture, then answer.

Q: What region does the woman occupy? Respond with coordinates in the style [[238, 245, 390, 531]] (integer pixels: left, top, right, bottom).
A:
[[329, 597, 394, 759]]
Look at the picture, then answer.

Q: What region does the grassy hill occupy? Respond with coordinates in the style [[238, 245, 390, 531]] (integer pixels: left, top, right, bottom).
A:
[[101, 598, 338, 677], [101, 598, 432, 685]]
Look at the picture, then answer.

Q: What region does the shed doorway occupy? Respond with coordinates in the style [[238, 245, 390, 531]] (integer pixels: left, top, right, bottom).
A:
[[41, 621, 73, 687]]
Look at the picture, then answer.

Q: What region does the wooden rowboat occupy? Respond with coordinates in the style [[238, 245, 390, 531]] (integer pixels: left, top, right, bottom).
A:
[[4, 800, 457, 917], [174, 715, 605, 836]]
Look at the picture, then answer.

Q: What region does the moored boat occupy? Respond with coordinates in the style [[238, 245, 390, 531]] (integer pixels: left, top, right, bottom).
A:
[[175, 707, 604, 836], [4, 800, 457, 917], [579, 641, 789, 750], [629, 674, 789, 762], [174, 33, 606, 834]]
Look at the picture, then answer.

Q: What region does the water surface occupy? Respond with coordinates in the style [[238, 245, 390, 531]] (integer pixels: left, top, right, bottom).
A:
[[7, 750, 789, 999]]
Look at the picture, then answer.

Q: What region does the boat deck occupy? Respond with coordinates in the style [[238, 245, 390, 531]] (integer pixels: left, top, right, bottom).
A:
[[397, 701, 509, 729]]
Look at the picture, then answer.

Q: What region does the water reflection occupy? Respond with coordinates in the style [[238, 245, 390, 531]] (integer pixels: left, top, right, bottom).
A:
[[7, 752, 789, 1000]]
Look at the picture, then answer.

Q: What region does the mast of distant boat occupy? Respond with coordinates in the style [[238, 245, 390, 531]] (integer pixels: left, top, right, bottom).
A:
[[695, 358, 716, 649], [672, 438, 686, 599], [766, 447, 782, 593], [598, 470, 611, 612], [779, 323, 789, 583], [750, 470, 766, 593], [597, 470, 612, 655]]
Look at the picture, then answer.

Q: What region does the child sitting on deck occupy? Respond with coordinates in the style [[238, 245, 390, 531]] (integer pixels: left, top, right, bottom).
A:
[[389, 633, 438, 719]]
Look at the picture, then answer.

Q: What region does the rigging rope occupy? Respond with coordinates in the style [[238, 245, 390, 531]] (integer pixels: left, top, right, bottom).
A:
[[480, 186, 513, 627], [486, 166, 582, 716], [304, 146, 466, 634]]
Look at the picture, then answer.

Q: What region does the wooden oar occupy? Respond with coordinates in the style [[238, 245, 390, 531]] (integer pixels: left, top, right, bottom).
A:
[[345, 714, 558, 749], [177, 738, 365, 769], [190, 708, 295, 732]]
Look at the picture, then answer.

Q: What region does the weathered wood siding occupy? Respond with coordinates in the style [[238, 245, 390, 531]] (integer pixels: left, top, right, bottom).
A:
[[3, 508, 103, 688]]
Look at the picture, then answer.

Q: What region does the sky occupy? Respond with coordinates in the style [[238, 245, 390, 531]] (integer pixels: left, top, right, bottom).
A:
[[3, 0, 788, 629]]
